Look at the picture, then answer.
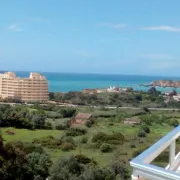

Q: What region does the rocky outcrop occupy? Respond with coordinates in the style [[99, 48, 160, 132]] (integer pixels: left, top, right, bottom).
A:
[[148, 80, 180, 88]]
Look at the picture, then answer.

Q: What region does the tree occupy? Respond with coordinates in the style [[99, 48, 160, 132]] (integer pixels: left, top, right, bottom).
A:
[[34, 175, 43, 180], [0, 137, 51, 180], [27, 152, 52, 179], [32, 110, 46, 129], [49, 156, 82, 180], [148, 87, 158, 94], [80, 166, 115, 180], [170, 89, 177, 96], [135, 94, 142, 101], [49, 92, 55, 100], [110, 160, 130, 180], [60, 108, 76, 118]]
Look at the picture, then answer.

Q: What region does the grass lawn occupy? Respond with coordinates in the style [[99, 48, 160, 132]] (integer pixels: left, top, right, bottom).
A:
[[1, 128, 62, 142], [46, 146, 115, 166]]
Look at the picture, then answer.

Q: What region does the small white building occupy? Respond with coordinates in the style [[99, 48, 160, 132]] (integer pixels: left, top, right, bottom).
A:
[[173, 95, 180, 101]]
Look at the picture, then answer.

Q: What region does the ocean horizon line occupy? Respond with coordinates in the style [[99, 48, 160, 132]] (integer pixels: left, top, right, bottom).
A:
[[0, 70, 180, 79]]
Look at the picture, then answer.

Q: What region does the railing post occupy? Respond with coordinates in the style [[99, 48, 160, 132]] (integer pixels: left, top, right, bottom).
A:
[[169, 140, 176, 166], [131, 174, 138, 180]]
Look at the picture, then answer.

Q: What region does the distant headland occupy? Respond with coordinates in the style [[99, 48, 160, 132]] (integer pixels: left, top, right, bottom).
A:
[[141, 80, 180, 88]]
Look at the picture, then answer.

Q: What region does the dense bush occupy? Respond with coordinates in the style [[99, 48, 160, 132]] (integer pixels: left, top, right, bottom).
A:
[[75, 154, 97, 165], [50, 156, 116, 180], [47, 112, 62, 119], [137, 130, 146, 137], [55, 119, 71, 130], [130, 144, 136, 148], [61, 136, 76, 146], [33, 136, 62, 148], [92, 132, 125, 145], [100, 143, 113, 153], [33, 135, 76, 151], [50, 156, 82, 180], [92, 132, 106, 142], [0, 105, 46, 130], [44, 122, 53, 130], [169, 119, 179, 127], [59, 108, 76, 118], [61, 142, 75, 151], [141, 125, 150, 133], [80, 136, 88, 144], [56, 124, 67, 130], [140, 114, 163, 126], [85, 120, 92, 128], [65, 128, 87, 136], [0, 136, 52, 180], [110, 159, 130, 179], [143, 107, 151, 113]]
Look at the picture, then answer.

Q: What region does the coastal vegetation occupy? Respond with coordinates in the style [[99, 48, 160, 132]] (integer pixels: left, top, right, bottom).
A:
[[0, 100, 180, 179], [49, 88, 180, 109], [49, 88, 165, 108]]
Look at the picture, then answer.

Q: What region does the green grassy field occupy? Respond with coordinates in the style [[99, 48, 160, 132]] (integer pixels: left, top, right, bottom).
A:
[[1, 128, 62, 142], [1, 107, 179, 167]]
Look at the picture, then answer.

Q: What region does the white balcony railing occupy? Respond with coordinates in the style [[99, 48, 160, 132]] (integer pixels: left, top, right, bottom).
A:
[[130, 125, 180, 180]]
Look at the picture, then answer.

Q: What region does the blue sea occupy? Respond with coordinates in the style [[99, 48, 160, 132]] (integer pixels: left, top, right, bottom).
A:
[[3, 71, 180, 93]]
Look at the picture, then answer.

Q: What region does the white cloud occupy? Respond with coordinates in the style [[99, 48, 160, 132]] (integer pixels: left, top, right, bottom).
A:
[[100, 23, 126, 29], [139, 54, 176, 60], [73, 50, 96, 58], [8, 24, 23, 32], [142, 25, 180, 32]]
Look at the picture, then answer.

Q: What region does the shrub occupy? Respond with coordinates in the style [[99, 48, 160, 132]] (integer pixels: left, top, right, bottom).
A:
[[75, 154, 97, 165], [137, 130, 146, 137], [92, 132, 125, 144], [33, 136, 62, 148], [61, 136, 76, 146], [143, 107, 151, 113], [169, 119, 179, 127], [65, 128, 87, 136], [56, 124, 67, 130], [100, 143, 113, 153], [103, 133, 125, 143], [92, 132, 106, 142], [59, 108, 76, 118], [44, 122, 52, 130], [61, 142, 75, 151], [141, 125, 150, 133], [80, 136, 88, 144], [47, 112, 62, 119], [85, 120, 92, 128], [110, 160, 130, 179], [130, 144, 136, 148]]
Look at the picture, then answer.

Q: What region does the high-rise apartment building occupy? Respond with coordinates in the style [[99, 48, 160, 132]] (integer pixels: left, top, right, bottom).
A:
[[0, 72, 49, 102]]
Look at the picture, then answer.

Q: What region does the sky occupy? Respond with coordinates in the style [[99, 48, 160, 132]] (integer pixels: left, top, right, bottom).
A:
[[1, 0, 180, 76]]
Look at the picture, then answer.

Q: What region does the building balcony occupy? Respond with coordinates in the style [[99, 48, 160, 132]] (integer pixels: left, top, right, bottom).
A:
[[130, 126, 180, 180]]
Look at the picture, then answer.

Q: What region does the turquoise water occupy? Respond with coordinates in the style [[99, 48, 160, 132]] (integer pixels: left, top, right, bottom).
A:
[[6, 71, 180, 92]]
